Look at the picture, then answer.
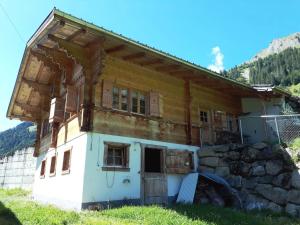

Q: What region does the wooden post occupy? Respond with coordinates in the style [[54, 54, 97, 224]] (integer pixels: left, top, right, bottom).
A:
[[184, 80, 192, 145]]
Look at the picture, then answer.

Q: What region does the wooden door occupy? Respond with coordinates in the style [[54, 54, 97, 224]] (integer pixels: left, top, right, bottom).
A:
[[141, 146, 167, 205]]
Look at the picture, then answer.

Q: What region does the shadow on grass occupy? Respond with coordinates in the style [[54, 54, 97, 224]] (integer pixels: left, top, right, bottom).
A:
[[0, 201, 21, 225]]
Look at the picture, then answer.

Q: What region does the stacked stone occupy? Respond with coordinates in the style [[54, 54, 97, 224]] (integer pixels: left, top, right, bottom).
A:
[[197, 143, 300, 217]]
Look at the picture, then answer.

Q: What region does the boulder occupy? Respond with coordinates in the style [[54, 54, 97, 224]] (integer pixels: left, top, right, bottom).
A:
[[286, 203, 300, 217], [227, 175, 242, 189], [272, 173, 291, 189], [267, 202, 283, 213], [215, 167, 230, 177], [287, 189, 300, 204], [229, 143, 245, 151], [214, 145, 230, 153], [240, 162, 251, 176], [252, 142, 268, 150], [242, 178, 257, 190], [226, 151, 240, 160], [255, 184, 287, 205], [256, 175, 273, 184], [198, 148, 222, 158], [243, 194, 270, 211], [241, 148, 260, 162], [291, 170, 300, 189], [251, 165, 265, 176], [198, 166, 215, 174], [265, 160, 283, 175], [200, 157, 219, 167]]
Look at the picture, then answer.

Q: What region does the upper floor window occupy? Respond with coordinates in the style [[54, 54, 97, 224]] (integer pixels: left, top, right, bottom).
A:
[[40, 160, 46, 178], [200, 111, 208, 123], [131, 91, 146, 115], [112, 87, 128, 111], [41, 119, 52, 138]]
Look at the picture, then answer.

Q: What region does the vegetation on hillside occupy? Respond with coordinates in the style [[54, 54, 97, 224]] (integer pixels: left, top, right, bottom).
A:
[[0, 122, 36, 157], [0, 188, 300, 225], [226, 47, 300, 87]]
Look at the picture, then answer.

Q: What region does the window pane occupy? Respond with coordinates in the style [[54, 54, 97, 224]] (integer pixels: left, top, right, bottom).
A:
[[121, 89, 128, 110], [140, 94, 145, 114], [131, 91, 138, 113], [112, 87, 119, 109]]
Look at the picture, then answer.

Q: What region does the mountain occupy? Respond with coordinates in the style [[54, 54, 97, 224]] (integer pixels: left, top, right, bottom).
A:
[[226, 32, 300, 88], [0, 122, 36, 157]]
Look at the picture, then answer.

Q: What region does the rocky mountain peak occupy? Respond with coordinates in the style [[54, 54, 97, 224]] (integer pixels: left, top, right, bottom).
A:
[[249, 32, 300, 63]]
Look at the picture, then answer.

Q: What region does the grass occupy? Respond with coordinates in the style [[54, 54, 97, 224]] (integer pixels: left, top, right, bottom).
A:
[[0, 189, 300, 225], [288, 83, 300, 97]]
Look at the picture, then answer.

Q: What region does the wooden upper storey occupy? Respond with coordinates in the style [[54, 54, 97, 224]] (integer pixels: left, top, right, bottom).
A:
[[7, 8, 260, 124]]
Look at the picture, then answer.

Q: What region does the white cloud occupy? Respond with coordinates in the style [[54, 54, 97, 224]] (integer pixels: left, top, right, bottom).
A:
[[208, 46, 224, 73]]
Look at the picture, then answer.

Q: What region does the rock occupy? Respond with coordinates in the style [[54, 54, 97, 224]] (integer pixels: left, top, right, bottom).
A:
[[272, 173, 291, 189], [244, 194, 270, 211], [200, 157, 219, 167], [291, 170, 300, 189], [265, 160, 283, 175], [227, 175, 242, 189], [240, 162, 251, 176], [214, 145, 230, 153], [229, 143, 245, 151], [198, 166, 215, 174], [252, 142, 268, 150], [215, 167, 230, 177], [272, 144, 284, 152], [198, 148, 222, 158], [257, 147, 276, 160], [241, 148, 260, 162], [251, 165, 265, 176], [256, 176, 273, 184], [229, 161, 240, 175], [226, 151, 240, 160], [242, 178, 257, 190], [286, 203, 300, 217], [218, 158, 228, 167], [255, 184, 287, 205], [267, 202, 283, 213], [288, 189, 300, 204]]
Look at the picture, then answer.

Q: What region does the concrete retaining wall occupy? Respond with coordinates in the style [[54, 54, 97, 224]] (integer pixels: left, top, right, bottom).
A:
[[0, 148, 36, 190]]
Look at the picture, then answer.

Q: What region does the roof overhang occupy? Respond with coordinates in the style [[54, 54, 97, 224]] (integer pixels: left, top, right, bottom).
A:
[[7, 8, 261, 122]]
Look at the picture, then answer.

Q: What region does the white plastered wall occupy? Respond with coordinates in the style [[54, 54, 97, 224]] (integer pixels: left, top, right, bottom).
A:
[[81, 133, 199, 205], [32, 133, 88, 211]]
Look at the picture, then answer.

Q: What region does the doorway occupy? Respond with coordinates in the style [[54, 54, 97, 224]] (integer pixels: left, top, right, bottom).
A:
[[141, 146, 167, 205]]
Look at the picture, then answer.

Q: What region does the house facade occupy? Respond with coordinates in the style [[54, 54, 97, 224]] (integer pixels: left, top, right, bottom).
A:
[[6, 9, 288, 210]]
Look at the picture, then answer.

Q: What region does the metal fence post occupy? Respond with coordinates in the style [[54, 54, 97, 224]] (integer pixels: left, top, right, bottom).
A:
[[239, 118, 244, 144], [274, 117, 281, 145]]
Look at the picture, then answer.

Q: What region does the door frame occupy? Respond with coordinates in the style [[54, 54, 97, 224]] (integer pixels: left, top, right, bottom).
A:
[[140, 144, 167, 205]]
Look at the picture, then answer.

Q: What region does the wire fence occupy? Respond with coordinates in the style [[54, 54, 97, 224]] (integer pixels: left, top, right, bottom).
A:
[[239, 114, 300, 145]]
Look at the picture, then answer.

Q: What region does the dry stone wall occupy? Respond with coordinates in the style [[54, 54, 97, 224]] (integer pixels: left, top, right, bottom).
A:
[[198, 143, 300, 217], [0, 148, 36, 190]]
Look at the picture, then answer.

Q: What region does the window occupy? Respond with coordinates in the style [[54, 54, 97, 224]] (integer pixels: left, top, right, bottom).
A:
[[131, 91, 146, 114], [103, 143, 129, 171], [200, 111, 208, 123], [41, 119, 52, 138], [62, 150, 71, 174], [112, 87, 128, 111], [40, 160, 46, 178], [49, 156, 56, 176]]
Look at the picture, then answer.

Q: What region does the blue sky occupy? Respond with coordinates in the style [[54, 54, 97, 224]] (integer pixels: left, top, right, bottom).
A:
[[0, 0, 300, 131]]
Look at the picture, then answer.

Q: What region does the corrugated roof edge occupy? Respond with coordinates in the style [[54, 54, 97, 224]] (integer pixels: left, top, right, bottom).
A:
[[53, 8, 254, 91]]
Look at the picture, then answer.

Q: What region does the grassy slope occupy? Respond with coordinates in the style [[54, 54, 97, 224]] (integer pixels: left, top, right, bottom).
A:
[[0, 189, 300, 225], [288, 83, 300, 97]]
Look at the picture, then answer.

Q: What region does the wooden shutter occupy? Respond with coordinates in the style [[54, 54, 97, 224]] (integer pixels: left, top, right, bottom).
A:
[[49, 98, 64, 123], [102, 80, 113, 108], [165, 150, 194, 174], [65, 85, 77, 113], [149, 91, 160, 117]]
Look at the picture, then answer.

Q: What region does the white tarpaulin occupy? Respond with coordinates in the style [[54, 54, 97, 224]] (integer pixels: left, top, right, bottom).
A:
[[176, 173, 198, 203]]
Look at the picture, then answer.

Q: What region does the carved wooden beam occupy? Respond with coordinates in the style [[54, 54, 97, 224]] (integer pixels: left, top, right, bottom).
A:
[[37, 45, 74, 67], [105, 44, 126, 54], [30, 49, 61, 75], [122, 52, 145, 61], [22, 78, 51, 95], [139, 58, 163, 66]]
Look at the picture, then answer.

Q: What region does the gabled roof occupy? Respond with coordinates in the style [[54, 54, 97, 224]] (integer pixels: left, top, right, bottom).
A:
[[7, 8, 261, 121]]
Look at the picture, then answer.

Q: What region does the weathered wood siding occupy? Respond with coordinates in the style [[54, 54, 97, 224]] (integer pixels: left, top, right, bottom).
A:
[[92, 56, 242, 145]]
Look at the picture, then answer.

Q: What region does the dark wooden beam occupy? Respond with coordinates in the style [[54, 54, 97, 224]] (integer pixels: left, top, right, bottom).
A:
[[139, 58, 163, 66], [122, 52, 146, 60], [105, 45, 126, 54], [66, 28, 86, 41]]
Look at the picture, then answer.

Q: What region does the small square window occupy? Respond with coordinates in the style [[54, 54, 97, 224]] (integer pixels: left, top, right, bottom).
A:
[[103, 143, 129, 169], [40, 160, 46, 178], [62, 150, 71, 174], [50, 156, 56, 176]]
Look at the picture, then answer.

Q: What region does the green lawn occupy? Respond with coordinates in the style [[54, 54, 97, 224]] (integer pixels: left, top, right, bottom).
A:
[[0, 189, 299, 225]]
